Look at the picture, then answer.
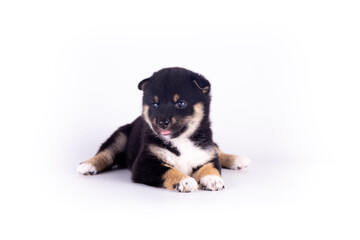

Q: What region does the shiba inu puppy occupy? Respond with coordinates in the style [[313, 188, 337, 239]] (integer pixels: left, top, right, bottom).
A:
[[77, 67, 251, 192]]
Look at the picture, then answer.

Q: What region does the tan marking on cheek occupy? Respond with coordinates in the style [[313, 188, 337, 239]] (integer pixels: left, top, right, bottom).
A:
[[186, 103, 204, 124], [193, 103, 204, 116], [143, 105, 155, 132], [171, 116, 177, 124], [192, 163, 220, 182], [154, 96, 159, 103], [215, 146, 237, 169], [84, 151, 113, 172], [143, 104, 149, 114], [180, 102, 204, 138], [173, 94, 180, 102], [162, 168, 188, 190]]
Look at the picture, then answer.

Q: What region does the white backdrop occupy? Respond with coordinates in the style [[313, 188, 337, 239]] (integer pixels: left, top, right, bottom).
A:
[[1, 1, 359, 239]]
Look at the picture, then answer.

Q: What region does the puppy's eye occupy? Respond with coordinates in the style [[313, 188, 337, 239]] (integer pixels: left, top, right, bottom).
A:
[[175, 100, 187, 109], [152, 102, 159, 109]]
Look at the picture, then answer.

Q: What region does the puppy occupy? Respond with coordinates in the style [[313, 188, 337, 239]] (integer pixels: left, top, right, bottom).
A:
[[77, 67, 251, 192]]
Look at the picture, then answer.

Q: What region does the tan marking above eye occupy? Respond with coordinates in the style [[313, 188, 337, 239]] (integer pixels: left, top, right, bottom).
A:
[[154, 96, 159, 103], [173, 94, 180, 103]]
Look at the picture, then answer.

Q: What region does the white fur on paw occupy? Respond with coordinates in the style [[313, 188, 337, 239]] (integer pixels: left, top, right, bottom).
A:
[[232, 155, 252, 170], [199, 175, 225, 191], [175, 177, 198, 193], [77, 162, 97, 175]]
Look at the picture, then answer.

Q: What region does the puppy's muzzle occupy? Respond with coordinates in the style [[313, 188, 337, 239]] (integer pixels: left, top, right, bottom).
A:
[[157, 119, 170, 130]]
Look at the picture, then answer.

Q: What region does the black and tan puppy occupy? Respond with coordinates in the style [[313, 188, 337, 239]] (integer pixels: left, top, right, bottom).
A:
[[77, 67, 251, 192]]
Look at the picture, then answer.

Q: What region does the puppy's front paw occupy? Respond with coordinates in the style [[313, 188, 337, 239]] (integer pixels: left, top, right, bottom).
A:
[[77, 162, 97, 175], [200, 175, 225, 191], [231, 155, 252, 170], [174, 177, 198, 193]]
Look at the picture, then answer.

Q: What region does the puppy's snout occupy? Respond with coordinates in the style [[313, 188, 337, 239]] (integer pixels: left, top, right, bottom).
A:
[[157, 119, 170, 129]]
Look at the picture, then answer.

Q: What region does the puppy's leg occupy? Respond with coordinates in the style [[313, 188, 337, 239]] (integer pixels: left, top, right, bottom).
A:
[[192, 162, 225, 191], [215, 146, 252, 170], [77, 125, 130, 175], [163, 168, 198, 192], [77, 150, 114, 175], [132, 152, 198, 192]]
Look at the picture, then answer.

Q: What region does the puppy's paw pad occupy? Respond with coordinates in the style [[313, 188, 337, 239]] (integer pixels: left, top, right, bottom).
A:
[[232, 156, 252, 170], [200, 175, 225, 191], [77, 162, 97, 175], [174, 177, 198, 193]]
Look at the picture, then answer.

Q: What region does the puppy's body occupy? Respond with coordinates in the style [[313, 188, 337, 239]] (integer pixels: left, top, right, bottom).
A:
[[77, 67, 251, 192]]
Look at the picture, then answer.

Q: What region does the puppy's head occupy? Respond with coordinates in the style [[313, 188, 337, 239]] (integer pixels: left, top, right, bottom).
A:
[[138, 67, 211, 139]]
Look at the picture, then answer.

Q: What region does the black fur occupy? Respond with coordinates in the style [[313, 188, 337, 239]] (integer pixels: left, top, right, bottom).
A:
[[94, 67, 220, 188]]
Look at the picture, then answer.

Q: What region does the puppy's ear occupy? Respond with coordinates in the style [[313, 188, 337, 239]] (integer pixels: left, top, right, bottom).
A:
[[193, 76, 211, 94], [138, 78, 150, 91]]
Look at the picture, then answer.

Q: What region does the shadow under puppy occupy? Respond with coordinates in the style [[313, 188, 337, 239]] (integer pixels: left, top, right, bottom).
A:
[[77, 67, 251, 192]]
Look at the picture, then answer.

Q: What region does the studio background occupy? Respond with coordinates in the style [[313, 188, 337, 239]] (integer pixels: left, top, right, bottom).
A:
[[1, 1, 359, 239]]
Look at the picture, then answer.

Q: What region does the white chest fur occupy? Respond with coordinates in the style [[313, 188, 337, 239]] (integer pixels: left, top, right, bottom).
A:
[[149, 137, 216, 176]]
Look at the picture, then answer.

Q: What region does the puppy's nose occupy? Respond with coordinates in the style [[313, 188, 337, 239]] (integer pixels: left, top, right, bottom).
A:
[[157, 119, 170, 129]]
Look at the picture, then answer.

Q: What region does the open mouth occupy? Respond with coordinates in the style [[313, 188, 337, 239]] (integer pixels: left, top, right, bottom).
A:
[[160, 130, 172, 135]]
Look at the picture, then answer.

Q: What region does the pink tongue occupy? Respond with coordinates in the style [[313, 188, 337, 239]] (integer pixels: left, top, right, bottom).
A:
[[160, 130, 171, 135]]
